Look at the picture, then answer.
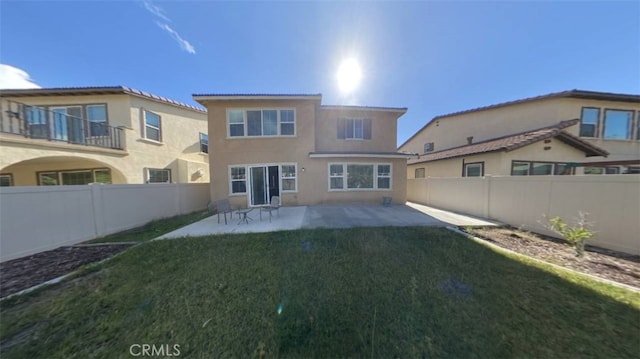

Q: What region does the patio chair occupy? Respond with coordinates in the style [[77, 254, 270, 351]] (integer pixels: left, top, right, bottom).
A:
[[211, 198, 234, 225], [382, 196, 392, 207], [260, 196, 280, 223]]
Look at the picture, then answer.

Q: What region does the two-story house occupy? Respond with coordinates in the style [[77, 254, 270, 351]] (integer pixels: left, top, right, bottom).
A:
[[193, 94, 409, 207], [399, 90, 639, 178], [0, 87, 209, 186]]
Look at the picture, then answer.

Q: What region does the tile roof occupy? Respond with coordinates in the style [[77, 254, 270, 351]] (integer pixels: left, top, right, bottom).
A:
[[192, 93, 322, 97], [408, 119, 608, 164], [0, 86, 206, 113]]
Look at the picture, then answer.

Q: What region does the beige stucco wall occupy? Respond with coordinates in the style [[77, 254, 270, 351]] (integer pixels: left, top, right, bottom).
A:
[[407, 137, 590, 178], [201, 99, 406, 206], [400, 97, 640, 163], [0, 94, 208, 185], [316, 108, 400, 152]]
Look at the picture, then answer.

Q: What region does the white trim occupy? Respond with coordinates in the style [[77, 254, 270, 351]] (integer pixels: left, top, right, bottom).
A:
[[146, 168, 171, 183], [142, 109, 162, 142], [310, 153, 412, 159], [227, 163, 298, 203], [226, 108, 296, 138], [327, 162, 393, 192]]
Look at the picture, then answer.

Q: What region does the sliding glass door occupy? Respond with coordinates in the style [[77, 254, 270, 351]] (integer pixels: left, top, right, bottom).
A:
[[249, 165, 280, 206]]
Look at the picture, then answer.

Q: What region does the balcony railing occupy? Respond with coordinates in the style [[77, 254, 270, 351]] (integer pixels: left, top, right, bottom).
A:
[[0, 100, 124, 150]]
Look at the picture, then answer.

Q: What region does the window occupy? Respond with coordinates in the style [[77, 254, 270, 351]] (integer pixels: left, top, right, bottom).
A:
[[147, 168, 170, 183], [0, 174, 13, 187], [228, 110, 245, 137], [415, 168, 426, 178], [87, 105, 108, 136], [531, 162, 553, 176], [281, 165, 297, 191], [329, 164, 344, 189], [200, 133, 209, 153], [512, 161, 573, 176], [230, 166, 247, 193], [637, 111, 640, 140], [603, 109, 633, 140], [38, 172, 59, 185], [26, 106, 48, 138], [37, 169, 111, 185], [143, 110, 162, 142], [511, 161, 530, 176], [463, 162, 484, 177], [377, 165, 391, 189], [347, 164, 374, 188], [584, 166, 620, 175], [329, 163, 391, 190], [280, 110, 295, 135], [337, 118, 372, 140], [424, 142, 434, 153], [227, 109, 295, 137], [579, 108, 599, 138]]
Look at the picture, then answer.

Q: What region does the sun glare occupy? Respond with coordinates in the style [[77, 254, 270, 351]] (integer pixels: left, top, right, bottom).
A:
[[337, 58, 362, 93]]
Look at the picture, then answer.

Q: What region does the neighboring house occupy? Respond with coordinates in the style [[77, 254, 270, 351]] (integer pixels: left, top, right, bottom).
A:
[[0, 87, 209, 186], [193, 94, 409, 207], [399, 90, 640, 178]]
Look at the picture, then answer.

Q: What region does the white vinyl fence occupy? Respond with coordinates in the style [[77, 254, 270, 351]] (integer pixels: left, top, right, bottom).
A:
[[407, 175, 640, 255], [0, 183, 209, 262]]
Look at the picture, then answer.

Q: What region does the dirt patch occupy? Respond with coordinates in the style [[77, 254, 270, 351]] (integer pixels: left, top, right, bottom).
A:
[[0, 244, 134, 298], [465, 227, 640, 288]]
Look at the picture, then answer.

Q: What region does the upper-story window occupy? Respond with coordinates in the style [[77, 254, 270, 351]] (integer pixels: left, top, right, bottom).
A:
[[337, 118, 372, 140], [227, 109, 295, 137], [603, 109, 633, 140], [200, 133, 209, 153], [143, 110, 162, 142], [579, 107, 636, 140], [87, 105, 108, 136], [579, 108, 599, 138], [424, 142, 434, 153]]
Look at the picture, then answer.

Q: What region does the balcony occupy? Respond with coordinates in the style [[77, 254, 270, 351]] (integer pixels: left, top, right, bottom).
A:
[[0, 100, 124, 150]]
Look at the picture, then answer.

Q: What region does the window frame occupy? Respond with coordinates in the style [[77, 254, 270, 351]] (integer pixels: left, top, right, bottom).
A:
[[36, 168, 112, 185], [424, 142, 434, 153], [199, 132, 209, 153], [511, 160, 575, 176], [86, 104, 109, 137], [327, 163, 392, 191], [0, 174, 13, 187], [280, 164, 298, 193], [226, 108, 296, 138], [415, 167, 426, 178], [579, 107, 600, 138], [602, 108, 634, 140], [146, 168, 171, 183], [229, 166, 247, 195], [142, 109, 162, 142], [462, 162, 484, 177]]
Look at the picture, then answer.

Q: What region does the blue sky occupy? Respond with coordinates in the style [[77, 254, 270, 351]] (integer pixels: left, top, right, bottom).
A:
[[1, 1, 638, 145]]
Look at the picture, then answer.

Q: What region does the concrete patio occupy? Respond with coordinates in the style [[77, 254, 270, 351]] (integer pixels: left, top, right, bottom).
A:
[[156, 202, 499, 239]]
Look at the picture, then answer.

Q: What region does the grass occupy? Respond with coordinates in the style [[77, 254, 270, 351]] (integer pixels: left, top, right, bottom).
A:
[[1, 227, 638, 358], [86, 210, 210, 244]]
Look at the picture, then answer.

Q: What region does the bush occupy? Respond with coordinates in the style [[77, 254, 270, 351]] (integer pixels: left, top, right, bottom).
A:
[[547, 212, 594, 258]]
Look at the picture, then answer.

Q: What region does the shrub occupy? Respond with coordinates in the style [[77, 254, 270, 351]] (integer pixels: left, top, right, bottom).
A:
[[547, 212, 594, 258]]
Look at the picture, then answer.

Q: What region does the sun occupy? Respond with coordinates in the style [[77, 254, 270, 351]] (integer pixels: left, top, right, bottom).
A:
[[337, 58, 362, 94]]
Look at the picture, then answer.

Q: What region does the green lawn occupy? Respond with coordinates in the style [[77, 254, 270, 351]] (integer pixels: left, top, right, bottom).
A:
[[1, 227, 638, 358], [86, 210, 210, 244]]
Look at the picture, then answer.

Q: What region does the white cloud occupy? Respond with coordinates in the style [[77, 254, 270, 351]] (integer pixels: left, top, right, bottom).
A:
[[156, 22, 196, 54], [141, 0, 196, 55], [142, 0, 170, 22], [0, 64, 41, 89]]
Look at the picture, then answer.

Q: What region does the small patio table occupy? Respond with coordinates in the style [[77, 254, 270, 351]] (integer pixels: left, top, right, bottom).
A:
[[236, 208, 254, 225]]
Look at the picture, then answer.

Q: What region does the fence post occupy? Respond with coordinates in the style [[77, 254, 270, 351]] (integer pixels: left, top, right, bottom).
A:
[[483, 176, 491, 218], [90, 184, 107, 237]]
